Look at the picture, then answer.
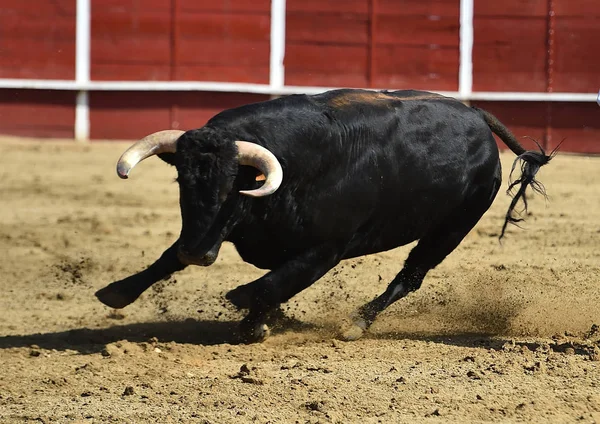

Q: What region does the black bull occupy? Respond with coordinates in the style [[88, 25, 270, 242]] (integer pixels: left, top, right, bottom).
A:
[[95, 89, 553, 342]]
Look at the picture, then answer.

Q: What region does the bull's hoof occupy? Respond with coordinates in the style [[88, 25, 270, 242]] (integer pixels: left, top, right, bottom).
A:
[[239, 318, 271, 344], [95, 284, 135, 309], [226, 285, 254, 310], [339, 316, 369, 341]]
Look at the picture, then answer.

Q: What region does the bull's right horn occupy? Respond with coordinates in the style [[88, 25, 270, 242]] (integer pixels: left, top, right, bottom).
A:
[[116, 130, 184, 179]]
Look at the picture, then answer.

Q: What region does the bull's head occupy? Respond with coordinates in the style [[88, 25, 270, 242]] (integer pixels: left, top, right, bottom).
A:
[[115, 129, 283, 266]]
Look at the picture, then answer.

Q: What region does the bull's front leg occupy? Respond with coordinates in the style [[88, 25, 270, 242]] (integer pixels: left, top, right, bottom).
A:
[[95, 242, 187, 309], [226, 243, 345, 343]]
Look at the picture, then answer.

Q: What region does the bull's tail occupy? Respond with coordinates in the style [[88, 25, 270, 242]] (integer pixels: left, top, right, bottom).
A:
[[473, 107, 558, 240]]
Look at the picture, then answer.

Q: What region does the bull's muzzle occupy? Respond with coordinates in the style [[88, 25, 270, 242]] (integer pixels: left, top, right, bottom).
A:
[[177, 246, 219, 266]]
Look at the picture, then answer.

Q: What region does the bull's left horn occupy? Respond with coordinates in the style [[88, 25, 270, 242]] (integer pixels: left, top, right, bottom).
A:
[[236, 141, 283, 197], [116, 130, 185, 179]]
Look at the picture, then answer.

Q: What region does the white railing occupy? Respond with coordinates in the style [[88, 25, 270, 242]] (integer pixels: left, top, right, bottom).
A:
[[1, 0, 597, 140]]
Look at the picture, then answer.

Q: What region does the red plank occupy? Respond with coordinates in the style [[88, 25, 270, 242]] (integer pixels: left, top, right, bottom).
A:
[[472, 18, 547, 92], [474, 0, 547, 17], [175, 40, 270, 66], [1, 0, 75, 16], [174, 65, 269, 84], [554, 0, 600, 17], [286, 0, 368, 14], [470, 101, 548, 151], [92, 37, 171, 65], [178, 0, 271, 14], [91, 64, 171, 81], [0, 16, 74, 38], [0, 89, 75, 139], [0, 127, 75, 139], [286, 12, 369, 44], [552, 18, 600, 92], [377, 0, 459, 17], [284, 44, 368, 72], [374, 45, 459, 90], [284, 43, 369, 87], [376, 15, 459, 47], [285, 71, 369, 88], [92, 0, 171, 13], [177, 13, 270, 41], [92, 11, 171, 34]]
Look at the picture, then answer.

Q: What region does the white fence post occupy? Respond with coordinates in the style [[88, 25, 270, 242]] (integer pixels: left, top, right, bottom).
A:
[[459, 0, 474, 101], [270, 0, 286, 93], [75, 0, 91, 141]]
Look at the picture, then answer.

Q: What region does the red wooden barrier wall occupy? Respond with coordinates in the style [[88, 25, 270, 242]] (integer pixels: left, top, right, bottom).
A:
[[0, 0, 598, 152]]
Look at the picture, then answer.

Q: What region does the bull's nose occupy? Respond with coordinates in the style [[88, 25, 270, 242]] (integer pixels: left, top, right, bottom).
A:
[[177, 246, 193, 264], [177, 246, 217, 266]]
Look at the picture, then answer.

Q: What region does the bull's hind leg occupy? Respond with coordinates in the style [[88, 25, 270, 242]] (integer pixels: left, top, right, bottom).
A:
[[343, 182, 500, 341]]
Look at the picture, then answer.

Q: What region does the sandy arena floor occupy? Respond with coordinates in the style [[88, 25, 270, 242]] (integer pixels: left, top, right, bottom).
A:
[[0, 136, 599, 423]]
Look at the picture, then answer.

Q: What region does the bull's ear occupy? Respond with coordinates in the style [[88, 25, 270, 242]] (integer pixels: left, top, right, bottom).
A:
[[157, 152, 176, 166]]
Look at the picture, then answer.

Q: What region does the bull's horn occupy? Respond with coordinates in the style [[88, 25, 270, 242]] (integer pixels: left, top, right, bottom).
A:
[[236, 141, 283, 197], [116, 130, 185, 179]]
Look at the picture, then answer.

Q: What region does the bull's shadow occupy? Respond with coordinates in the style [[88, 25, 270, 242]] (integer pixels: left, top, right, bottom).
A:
[[0, 319, 245, 354], [0, 315, 316, 354]]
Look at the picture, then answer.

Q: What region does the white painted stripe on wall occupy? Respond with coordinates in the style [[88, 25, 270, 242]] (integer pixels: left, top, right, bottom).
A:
[[459, 0, 474, 98]]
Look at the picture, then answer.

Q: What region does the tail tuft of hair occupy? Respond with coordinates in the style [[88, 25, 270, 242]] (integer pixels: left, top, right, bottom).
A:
[[500, 138, 561, 240]]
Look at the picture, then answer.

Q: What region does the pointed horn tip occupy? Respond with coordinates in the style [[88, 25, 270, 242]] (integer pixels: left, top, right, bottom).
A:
[[116, 163, 130, 179], [239, 189, 259, 198]]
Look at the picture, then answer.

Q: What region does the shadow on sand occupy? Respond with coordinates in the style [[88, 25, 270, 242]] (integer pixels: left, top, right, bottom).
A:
[[0, 315, 319, 354], [0, 319, 594, 357]]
